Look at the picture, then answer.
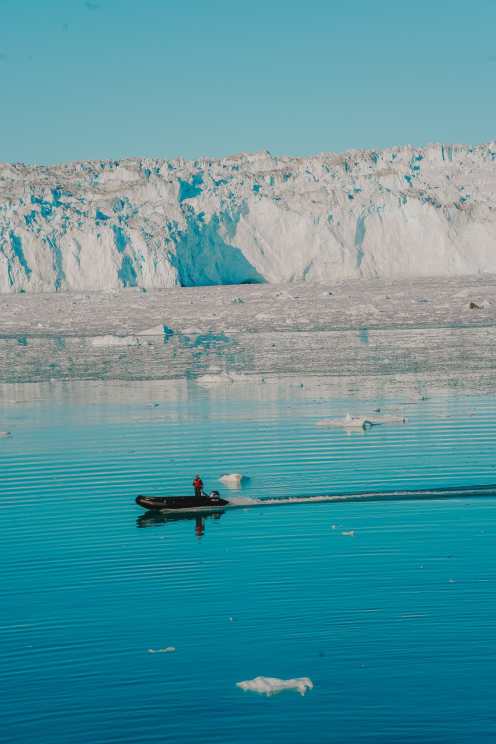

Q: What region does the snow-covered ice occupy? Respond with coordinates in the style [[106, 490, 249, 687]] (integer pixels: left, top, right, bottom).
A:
[[316, 413, 376, 429], [236, 676, 314, 696]]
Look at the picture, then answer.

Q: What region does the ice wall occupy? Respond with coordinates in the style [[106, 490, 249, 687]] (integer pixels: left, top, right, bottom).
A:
[[1, 143, 496, 292]]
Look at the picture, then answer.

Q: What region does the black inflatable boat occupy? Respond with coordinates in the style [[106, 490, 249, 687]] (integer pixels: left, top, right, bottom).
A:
[[136, 491, 230, 513]]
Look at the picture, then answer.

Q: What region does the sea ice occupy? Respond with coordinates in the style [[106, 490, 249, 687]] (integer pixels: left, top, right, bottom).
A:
[[147, 647, 176, 654], [236, 676, 314, 696]]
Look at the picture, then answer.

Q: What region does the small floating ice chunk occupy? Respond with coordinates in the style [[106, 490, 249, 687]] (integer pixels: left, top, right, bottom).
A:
[[316, 412, 406, 429], [147, 646, 176, 654], [219, 473, 248, 487], [236, 676, 313, 696], [341, 530, 355, 537], [316, 413, 374, 430]]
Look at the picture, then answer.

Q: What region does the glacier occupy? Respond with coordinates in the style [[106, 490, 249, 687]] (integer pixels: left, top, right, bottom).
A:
[[1, 143, 496, 292]]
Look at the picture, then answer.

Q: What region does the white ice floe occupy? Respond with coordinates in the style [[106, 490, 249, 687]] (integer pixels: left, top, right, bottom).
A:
[[236, 676, 314, 696], [316, 412, 406, 430], [341, 530, 355, 537], [219, 473, 248, 487], [147, 646, 176, 654]]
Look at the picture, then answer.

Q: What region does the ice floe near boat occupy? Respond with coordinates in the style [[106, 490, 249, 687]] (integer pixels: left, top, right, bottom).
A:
[[236, 676, 314, 696], [219, 473, 248, 487], [316, 412, 406, 429]]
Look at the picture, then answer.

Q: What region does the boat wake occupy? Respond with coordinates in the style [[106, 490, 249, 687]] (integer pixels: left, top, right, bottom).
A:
[[227, 484, 496, 509]]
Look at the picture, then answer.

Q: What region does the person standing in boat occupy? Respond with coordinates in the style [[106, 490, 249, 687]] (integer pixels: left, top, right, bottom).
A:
[[193, 474, 204, 498]]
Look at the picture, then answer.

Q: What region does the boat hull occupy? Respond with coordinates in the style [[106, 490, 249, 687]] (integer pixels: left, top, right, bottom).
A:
[[136, 494, 230, 512]]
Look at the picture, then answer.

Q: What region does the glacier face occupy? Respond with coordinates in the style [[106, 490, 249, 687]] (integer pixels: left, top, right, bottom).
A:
[[1, 143, 496, 292]]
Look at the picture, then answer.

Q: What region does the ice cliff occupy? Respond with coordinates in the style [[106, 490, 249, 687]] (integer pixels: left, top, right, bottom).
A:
[[1, 143, 496, 292]]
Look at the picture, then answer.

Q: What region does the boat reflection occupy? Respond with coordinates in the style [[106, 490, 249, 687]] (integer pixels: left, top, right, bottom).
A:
[[137, 508, 225, 537]]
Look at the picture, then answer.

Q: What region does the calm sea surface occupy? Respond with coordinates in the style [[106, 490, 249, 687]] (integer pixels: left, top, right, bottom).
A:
[[2, 380, 496, 743]]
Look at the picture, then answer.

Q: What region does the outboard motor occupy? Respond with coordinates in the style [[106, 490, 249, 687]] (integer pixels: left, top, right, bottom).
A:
[[209, 490, 221, 501]]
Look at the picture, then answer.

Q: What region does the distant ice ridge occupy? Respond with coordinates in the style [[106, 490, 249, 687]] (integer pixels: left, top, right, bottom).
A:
[[2, 142, 496, 292]]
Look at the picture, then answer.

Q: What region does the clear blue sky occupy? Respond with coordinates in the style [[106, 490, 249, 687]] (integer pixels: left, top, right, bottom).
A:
[[0, 0, 495, 164]]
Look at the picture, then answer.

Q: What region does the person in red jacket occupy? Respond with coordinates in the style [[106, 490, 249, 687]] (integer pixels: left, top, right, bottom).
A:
[[193, 474, 203, 498]]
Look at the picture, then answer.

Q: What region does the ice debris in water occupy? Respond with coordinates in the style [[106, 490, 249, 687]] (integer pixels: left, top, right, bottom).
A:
[[341, 530, 355, 537], [147, 646, 176, 654], [316, 412, 406, 429], [236, 676, 314, 696]]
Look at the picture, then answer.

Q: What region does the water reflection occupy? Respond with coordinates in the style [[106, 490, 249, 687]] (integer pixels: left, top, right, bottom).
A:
[[136, 508, 225, 537]]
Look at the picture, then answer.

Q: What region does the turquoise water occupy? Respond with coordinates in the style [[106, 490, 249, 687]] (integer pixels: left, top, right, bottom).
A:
[[2, 381, 496, 743]]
